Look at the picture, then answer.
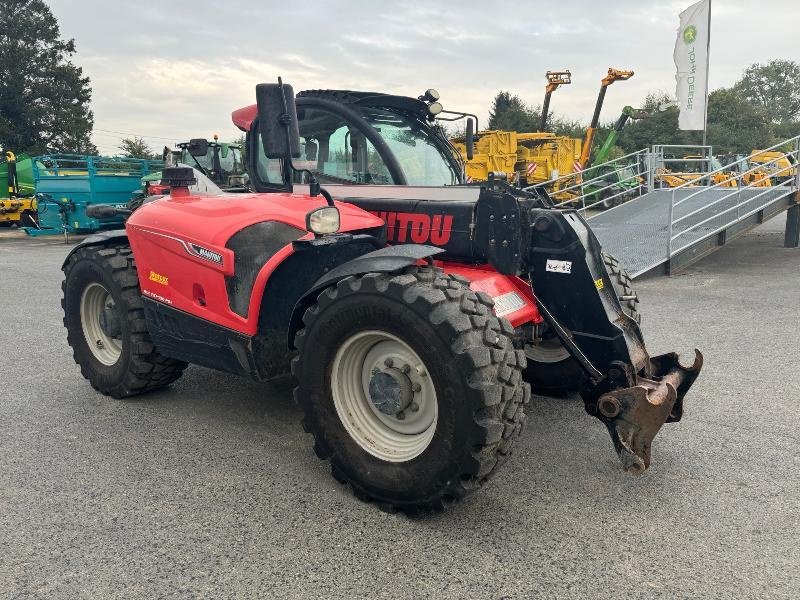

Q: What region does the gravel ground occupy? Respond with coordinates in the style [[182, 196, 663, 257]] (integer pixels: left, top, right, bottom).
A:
[[1, 215, 798, 599]]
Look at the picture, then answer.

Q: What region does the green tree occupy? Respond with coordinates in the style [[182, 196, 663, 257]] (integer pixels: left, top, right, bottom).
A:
[[487, 91, 539, 131], [734, 59, 800, 123], [0, 0, 96, 155], [118, 137, 155, 159], [700, 88, 773, 153]]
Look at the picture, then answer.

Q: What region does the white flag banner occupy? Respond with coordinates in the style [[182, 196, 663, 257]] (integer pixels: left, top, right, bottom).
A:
[[674, 0, 710, 130]]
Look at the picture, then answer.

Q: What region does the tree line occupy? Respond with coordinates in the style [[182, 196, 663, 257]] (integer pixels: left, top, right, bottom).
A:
[[488, 59, 800, 157]]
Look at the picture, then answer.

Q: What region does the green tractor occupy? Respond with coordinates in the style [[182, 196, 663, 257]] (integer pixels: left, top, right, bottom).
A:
[[134, 136, 248, 204], [175, 136, 248, 190], [582, 106, 650, 209]]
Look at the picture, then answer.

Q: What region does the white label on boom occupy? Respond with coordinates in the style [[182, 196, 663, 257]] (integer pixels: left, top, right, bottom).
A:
[[546, 259, 572, 274]]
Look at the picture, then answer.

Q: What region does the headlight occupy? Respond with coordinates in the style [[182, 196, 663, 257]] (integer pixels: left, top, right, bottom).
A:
[[428, 101, 443, 116], [306, 206, 340, 235]]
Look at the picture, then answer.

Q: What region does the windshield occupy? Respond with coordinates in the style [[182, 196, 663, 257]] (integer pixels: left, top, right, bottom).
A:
[[618, 165, 637, 182], [255, 103, 461, 187], [181, 144, 243, 175], [358, 107, 460, 186]]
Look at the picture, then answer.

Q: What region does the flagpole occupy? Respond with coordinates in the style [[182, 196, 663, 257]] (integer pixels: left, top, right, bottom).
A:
[[702, 0, 712, 147]]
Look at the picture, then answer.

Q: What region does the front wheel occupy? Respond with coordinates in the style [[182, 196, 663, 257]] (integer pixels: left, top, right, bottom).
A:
[[292, 266, 529, 514], [523, 252, 641, 396], [62, 244, 187, 398]]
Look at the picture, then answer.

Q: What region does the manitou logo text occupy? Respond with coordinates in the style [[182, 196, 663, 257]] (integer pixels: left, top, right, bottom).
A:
[[189, 243, 223, 264], [370, 211, 454, 245]]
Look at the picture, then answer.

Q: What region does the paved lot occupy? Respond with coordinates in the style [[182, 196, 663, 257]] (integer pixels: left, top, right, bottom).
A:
[[1, 216, 798, 599]]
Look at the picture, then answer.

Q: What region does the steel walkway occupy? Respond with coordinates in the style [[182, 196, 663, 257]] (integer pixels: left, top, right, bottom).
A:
[[588, 186, 797, 277], [533, 136, 800, 278]]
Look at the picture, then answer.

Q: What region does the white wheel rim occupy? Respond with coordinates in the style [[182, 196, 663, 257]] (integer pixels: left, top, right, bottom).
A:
[[525, 336, 571, 364], [80, 282, 122, 366], [330, 330, 438, 463]]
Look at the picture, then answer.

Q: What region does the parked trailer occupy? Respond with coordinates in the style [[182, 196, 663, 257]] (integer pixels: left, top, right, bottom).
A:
[[25, 154, 162, 237]]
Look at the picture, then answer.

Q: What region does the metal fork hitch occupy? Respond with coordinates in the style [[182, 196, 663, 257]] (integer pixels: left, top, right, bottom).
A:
[[585, 350, 703, 474], [524, 206, 705, 474]]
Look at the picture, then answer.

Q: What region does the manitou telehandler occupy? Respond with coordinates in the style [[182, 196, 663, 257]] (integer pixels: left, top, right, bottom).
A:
[[61, 80, 702, 514]]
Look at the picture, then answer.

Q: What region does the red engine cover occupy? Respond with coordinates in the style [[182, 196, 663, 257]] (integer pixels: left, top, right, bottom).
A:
[[125, 190, 383, 335]]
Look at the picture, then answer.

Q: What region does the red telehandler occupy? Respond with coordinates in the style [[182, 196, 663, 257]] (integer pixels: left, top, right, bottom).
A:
[[62, 80, 702, 514]]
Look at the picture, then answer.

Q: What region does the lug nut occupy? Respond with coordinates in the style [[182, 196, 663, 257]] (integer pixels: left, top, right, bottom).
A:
[[371, 367, 380, 376], [384, 358, 394, 368], [412, 383, 421, 393], [396, 411, 406, 420], [401, 364, 411, 374]]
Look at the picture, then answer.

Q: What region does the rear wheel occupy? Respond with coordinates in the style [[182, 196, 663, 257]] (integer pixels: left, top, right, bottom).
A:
[[523, 252, 640, 396], [292, 266, 529, 514], [599, 189, 617, 209], [62, 244, 187, 398]]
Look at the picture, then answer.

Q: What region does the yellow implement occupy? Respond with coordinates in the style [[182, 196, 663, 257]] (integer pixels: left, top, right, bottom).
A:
[[0, 151, 38, 227]]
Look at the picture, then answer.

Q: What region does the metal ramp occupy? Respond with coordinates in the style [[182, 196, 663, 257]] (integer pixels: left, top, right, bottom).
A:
[[532, 137, 800, 278], [589, 186, 796, 277]]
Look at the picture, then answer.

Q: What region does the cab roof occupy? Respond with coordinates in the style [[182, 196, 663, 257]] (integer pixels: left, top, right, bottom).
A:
[[232, 89, 429, 132]]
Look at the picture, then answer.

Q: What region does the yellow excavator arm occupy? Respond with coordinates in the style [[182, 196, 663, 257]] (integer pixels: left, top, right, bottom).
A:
[[578, 68, 634, 169]]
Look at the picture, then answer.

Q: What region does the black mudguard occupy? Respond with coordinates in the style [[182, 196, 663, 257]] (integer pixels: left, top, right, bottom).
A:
[[61, 229, 129, 269], [286, 243, 444, 350]]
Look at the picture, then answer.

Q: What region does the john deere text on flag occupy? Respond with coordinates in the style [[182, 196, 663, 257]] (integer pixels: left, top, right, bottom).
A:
[[674, 0, 710, 130]]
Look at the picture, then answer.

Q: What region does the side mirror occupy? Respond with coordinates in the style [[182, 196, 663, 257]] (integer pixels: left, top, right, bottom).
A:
[[465, 118, 475, 161], [187, 138, 209, 157], [256, 80, 301, 159]]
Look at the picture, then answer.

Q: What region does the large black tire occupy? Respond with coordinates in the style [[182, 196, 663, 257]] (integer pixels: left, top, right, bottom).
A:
[[292, 266, 529, 514], [523, 252, 640, 396], [62, 244, 187, 398], [602, 252, 641, 324]]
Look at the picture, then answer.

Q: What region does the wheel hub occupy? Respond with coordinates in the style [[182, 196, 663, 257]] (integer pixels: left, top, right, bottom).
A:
[[80, 282, 123, 366], [99, 306, 121, 338], [368, 368, 413, 416], [330, 331, 438, 462]]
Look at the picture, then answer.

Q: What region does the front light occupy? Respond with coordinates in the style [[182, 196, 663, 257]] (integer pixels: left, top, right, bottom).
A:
[[428, 101, 443, 116], [306, 206, 340, 235]]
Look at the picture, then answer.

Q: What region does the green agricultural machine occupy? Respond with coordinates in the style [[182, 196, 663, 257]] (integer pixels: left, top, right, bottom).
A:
[[582, 106, 649, 209]]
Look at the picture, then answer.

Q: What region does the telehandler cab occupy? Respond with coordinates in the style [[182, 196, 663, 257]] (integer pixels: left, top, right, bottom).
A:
[[62, 80, 702, 514]]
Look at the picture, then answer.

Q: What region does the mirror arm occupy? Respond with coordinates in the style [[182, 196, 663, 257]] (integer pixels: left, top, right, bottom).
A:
[[273, 77, 334, 207]]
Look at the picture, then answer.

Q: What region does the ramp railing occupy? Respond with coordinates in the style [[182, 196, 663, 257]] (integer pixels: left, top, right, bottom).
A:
[[665, 135, 800, 259], [526, 149, 649, 211]]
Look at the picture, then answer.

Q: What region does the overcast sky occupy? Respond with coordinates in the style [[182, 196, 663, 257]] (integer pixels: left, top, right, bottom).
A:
[[48, 0, 800, 155]]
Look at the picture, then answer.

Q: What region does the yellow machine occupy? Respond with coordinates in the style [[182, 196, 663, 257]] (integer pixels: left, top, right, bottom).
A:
[[749, 150, 796, 184], [577, 68, 635, 169], [453, 68, 633, 203], [452, 70, 583, 199], [656, 155, 772, 189], [453, 130, 582, 187], [0, 151, 38, 228]]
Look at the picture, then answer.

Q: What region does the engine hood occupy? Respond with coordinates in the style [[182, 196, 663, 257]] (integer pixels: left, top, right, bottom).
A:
[[125, 190, 384, 249]]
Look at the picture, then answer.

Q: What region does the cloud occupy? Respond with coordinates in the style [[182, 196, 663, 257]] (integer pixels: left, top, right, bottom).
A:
[[46, 0, 800, 155]]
